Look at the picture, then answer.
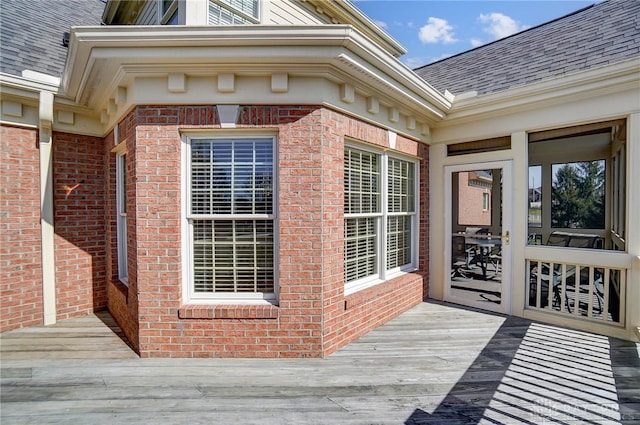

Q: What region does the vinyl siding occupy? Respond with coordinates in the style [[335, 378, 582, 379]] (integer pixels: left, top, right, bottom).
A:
[[136, 0, 158, 25]]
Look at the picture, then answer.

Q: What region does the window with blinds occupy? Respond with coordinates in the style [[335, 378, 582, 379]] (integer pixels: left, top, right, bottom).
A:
[[187, 137, 275, 301], [209, 0, 259, 25], [344, 148, 380, 283], [344, 145, 418, 291], [386, 158, 415, 270]]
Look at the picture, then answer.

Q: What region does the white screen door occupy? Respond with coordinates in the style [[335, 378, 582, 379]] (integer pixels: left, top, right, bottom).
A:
[[445, 161, 512, 314]]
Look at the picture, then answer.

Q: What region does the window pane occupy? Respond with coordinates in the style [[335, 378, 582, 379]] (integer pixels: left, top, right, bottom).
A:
[[208, 0, 255, 25], [192, 219, 274, 293], [220, 0, 258, 18], [528, 166, 542, 229], [344, 217, 377, 283], [551, 161, 605, 229], [344, 148, 380, 214], [387, 216, 411, 269], [162, 0, 173, 14], [388, 158, 414, 213], [191, 139, 273, 216]]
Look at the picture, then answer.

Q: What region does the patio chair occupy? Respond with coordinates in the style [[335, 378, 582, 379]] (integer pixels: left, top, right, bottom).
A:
[[451, 235, 476, 281], [464, 227, 489, 236], [488, 245, 502, 275]]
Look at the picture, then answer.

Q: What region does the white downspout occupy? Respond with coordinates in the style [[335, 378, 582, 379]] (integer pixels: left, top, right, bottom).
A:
[[39, 91, 56, 325]]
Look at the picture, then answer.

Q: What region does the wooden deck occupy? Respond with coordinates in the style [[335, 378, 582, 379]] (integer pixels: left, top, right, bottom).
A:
[[1, 301, 638, 424]]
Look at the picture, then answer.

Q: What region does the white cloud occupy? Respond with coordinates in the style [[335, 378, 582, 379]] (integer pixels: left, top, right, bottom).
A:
[[374, 19, 388, 29], [403, 57, 427, 68], [419, 17, 457, 44], [404, 53, 454, 68], [470, 38, 484, 48], [478, 12, 528, 40], [429, 52, 453, 63]]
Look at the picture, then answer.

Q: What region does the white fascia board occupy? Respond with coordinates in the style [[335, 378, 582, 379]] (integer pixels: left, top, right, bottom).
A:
[[443, 58, 640, 123], [61, 25, 449, 119], [1, 73, 104, 136], [0, 72, 59, 96], [1, 73, 54, 128]]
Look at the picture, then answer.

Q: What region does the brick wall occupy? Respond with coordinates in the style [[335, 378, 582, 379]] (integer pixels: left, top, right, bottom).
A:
[[108, 104, 428, 358], [0, 125, 43, 331], [53, 132, 107, 320], [105, 113, 141, 351], [458, 171, 492, 226], [319, 109, 427, 356]]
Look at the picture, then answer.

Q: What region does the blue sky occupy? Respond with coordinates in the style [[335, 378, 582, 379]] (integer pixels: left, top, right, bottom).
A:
[[352, 0, 598, 68]]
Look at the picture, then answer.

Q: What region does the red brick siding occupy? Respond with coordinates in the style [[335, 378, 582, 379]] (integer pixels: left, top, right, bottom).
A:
[[53, 132, 107, 320], [108, 105, 428, 358], [0, 125, 43, 331], [319, 109, 427, 356], [130, 106, 183, 357], [105, 114, 141, 352]]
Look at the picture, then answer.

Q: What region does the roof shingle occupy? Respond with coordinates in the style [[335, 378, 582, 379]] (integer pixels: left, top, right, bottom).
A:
[[0, 0, 105, 78], [414, 0, 640, 96]]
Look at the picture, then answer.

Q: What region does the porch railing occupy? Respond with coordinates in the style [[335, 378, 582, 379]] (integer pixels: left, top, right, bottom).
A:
[[525, 246, 629, 325]]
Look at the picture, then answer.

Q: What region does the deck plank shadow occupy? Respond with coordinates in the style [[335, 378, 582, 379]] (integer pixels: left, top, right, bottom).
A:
[[1, 301, 638, 425]]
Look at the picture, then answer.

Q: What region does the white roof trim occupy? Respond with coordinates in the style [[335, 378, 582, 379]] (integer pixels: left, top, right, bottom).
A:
[[61, 25, 450, 119], [443, 57, 640, 123]]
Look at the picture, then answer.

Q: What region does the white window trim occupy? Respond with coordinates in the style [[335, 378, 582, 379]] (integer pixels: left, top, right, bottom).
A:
[[344, 142, 419, 296], [115, 150, 128, 285], [182, 133, 278, 305], [482, 191, 490, 211]]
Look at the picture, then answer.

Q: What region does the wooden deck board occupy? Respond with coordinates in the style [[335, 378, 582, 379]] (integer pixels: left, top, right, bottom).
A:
[[1, 301, 638, 424]]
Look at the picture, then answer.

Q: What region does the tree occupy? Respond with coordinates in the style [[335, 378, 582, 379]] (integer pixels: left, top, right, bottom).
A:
[[551, 161, 605, 229]]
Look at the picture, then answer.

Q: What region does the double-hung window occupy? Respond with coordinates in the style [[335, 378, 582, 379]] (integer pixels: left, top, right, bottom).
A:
[[344, 145, 418, 294], [185, 136, 276, 303]]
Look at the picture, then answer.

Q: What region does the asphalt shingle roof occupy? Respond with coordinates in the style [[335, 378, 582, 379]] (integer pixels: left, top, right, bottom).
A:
[[414, 0, 640, 96], [0, 0, 105, 78]]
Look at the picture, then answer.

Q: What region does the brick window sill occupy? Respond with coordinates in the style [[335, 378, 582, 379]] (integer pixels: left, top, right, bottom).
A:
[[178, 304, 279, 320], [109, 279, 129, 300], [344, 283, 396, 310], [344, 271, 423, 310]]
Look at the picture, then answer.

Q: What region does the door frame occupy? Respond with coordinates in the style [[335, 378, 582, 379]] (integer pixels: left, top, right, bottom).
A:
[[444, 160, 513, 315]]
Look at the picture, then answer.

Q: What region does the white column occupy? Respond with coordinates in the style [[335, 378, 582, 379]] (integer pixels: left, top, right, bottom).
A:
[[39, 91, 56, 325], [626, 113, 640, 340], [428, 143, 447, 301], [510, 131, 528, 316]]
